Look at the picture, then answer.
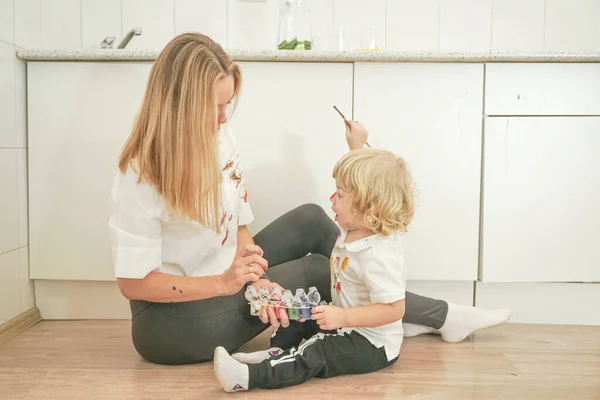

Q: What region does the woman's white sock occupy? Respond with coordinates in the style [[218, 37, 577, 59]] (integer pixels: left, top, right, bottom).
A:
[[402, 323, 439, 337], [439, 304, 512, 343], [213, 347, 250, 392]]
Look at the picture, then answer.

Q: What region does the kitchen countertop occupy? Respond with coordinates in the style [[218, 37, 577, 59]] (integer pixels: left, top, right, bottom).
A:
[[16, 48, 600, 62]]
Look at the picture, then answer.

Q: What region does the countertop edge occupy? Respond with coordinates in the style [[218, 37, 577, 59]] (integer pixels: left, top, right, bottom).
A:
[[15, 48, 600, 63]]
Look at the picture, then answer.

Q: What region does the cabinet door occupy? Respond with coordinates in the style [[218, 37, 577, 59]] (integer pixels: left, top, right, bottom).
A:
[[228, 62, 353, 234], [28, 62, 151, 280], [482, 117, 600, 282], [353, 63, 484, 281], [485, 64, 600, 116]]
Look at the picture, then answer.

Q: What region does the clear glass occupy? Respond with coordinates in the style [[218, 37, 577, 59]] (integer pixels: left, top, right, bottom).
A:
[[360, 25, 380, 51], [330, 25, 347, 51], [277, 0, 313, 50], [328, 24, 381, 51]]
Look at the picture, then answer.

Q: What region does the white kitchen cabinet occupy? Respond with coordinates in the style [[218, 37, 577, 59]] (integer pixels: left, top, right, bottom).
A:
[[353, 63, 484, 281], [485, 64, 600, 116], [482, 117, 600, 282], [28, 62, 152, 280], [27, 61, 353, 280], [226, 62, 353, 234]]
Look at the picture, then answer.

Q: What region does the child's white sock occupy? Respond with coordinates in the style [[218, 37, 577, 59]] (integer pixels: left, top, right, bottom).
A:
[[232, 347, 283, 364], [439, 304, 512, 343], [402, 323, 439, 337], [213, 347, 250, 393]]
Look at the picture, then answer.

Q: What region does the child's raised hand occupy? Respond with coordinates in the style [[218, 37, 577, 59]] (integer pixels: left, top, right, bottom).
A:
[[345, 120, 369, 151], [311, 305, 347, 331]]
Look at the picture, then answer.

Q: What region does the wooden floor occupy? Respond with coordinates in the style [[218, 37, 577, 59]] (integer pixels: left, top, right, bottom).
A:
[[0, 321, 599, 399]]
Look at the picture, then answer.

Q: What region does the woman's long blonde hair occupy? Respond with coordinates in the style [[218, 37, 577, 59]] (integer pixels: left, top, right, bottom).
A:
[[118, 33, 241, 233]]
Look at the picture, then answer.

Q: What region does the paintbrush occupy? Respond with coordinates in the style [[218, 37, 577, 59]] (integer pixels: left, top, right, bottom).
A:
[[332, 105, 371, 147]]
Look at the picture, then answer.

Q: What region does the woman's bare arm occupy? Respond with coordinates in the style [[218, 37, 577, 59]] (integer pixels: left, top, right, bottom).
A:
[[117, 272, 227, 303], [117, 247, 269, 303]]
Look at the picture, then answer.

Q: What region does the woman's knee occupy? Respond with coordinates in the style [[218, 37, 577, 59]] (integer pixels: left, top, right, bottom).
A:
[[293, 203, 329, 223], [131, 332, 213, 365], [131, 328, 173, 365], [131, 314, 213, 365], [305, 253, 329, 266]]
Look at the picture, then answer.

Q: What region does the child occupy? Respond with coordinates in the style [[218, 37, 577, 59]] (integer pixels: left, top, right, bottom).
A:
[[213, 140, 416, 392]]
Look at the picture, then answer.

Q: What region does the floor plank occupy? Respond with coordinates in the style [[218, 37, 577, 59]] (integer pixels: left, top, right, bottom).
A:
[[0, 321, 598, 399]]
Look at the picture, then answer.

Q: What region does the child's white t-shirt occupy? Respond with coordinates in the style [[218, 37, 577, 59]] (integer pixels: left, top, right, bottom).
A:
[[330, 229, 407, 361]]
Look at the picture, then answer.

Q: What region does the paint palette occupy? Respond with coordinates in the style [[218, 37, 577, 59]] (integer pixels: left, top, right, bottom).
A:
[[245, 286, 325, 320]]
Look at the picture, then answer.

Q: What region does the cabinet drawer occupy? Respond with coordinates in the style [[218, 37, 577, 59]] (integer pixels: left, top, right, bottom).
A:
[[485, 64, 600, 116], [481, 117, 600, 282]]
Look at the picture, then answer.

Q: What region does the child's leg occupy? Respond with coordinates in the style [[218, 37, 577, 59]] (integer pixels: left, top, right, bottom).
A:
[[232, 319, 320, 364], [252, 331, 394, 389], [270, 319, 321, 349], [214, 330, 396, 392]]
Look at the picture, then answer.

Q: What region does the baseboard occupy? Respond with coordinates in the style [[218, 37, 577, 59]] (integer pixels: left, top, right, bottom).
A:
[[34, 280, 131, 319], [475, 282, 600, 325], [0, 307, 42, 344]]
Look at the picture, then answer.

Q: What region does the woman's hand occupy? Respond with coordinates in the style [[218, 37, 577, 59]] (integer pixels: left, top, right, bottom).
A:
[[311, 305, 347, 331], [345, 120, 369, 151], [252, 279, 290, 329], [261, 300, 290, 329], [233, 245, 290, 328], [251, 279, 281, 292], [220, 245, 268, 296]]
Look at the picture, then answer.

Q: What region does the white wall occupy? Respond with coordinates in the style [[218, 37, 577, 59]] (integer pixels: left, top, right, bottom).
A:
[[11, 0, 600, 52], [0, 0, 35, 325]]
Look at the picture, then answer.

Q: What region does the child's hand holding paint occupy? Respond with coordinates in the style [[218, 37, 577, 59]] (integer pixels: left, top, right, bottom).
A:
[[311, 305, 347, 331], [246, 285, 326, 327]]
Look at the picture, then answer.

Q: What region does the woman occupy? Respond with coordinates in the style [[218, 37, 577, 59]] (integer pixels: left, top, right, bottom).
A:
[[109, 33, 511, 365]]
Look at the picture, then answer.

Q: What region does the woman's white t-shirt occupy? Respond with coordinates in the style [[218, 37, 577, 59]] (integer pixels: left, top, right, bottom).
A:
[[108, 127, 254, 279]]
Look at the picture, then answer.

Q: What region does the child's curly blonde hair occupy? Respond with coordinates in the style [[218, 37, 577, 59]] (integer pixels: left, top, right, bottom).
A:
[[332, 148, 417, 236]]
